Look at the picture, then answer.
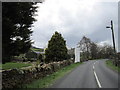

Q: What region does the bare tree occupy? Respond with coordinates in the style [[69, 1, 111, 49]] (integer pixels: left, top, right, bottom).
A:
[[90, 42, 98, 59], [78, 36, 91, 61]]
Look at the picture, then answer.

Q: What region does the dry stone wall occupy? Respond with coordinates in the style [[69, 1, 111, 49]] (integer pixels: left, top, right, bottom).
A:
[[2, 59, 74, 88]]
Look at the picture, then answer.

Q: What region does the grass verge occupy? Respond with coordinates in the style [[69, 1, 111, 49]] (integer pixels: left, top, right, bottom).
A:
[[106, 60, 120, 73], [22, 62, 82, 88], [1, 62, 32, 70]]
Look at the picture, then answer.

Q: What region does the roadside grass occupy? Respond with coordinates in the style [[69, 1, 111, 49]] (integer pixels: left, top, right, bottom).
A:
[[22, 62, 82, 88], [1, 62, 32, 70], [106, 60, 120, 72]]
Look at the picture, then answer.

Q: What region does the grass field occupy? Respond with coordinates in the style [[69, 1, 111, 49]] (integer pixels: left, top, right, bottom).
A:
[[106, 60, 120, 72], [31, 48, 44, 52], [1, 62, 32, 70], [23, 62, 82, 88]]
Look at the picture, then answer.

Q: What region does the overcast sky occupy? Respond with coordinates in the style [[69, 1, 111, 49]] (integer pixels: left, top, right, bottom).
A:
[[31, 0, 119, 51]]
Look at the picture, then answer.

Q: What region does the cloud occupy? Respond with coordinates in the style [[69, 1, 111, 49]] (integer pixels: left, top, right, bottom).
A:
[[31, 0, 118, 51]]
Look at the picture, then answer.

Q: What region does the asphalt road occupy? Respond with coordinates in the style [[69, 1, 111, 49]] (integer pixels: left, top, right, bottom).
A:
[[50, 59, 119, 88]]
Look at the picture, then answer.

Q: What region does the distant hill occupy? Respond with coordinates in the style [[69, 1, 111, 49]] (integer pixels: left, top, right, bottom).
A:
[[31, 46, 44, 52]]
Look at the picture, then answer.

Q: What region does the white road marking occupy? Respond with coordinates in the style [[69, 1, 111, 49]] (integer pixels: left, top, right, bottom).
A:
[[93, 61, 102, 88], [93, 70, 102, 88], [94, 61, 97, 65], [93, 65, 95, 70]]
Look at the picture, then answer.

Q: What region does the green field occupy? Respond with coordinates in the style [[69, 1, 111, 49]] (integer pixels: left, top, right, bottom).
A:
[[23, 62, 82, 88], [1, 62, 32, 70], [106, 60, 120, 72], [31, 48, 44, 52]]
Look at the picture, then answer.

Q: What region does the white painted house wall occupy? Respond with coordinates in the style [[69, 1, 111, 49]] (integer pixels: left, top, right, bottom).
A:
[[75, 46, 80, 63]]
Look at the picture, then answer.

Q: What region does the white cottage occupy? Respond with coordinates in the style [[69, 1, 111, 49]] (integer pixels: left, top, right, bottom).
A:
[[75, 46, 80, 63]]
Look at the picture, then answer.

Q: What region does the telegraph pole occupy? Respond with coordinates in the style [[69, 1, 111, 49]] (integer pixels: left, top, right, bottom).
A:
[[110, 20, 116, 53], [106, 20, 117, 66]]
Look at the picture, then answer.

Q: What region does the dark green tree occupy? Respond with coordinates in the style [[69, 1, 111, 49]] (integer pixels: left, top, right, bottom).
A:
[[38, 54, 44, 62], [45, 31, 68, 63], [2, 2, 38, 63]]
